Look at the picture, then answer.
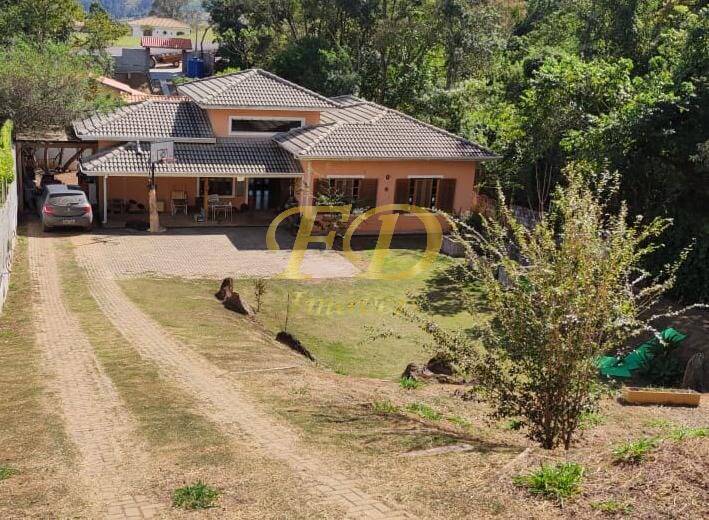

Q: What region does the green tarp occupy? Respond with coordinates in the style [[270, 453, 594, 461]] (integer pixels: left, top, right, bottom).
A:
[[597, 328, 687, 379]]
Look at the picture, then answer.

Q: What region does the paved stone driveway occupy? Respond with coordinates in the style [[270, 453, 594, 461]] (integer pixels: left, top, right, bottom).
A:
[[74, 227, 358, 279], [29, 229, 163, 519], [74, 234, 411, 519]]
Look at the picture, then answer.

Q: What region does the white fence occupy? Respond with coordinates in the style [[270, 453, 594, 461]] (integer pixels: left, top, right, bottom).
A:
[[0, 149, 18, 315]]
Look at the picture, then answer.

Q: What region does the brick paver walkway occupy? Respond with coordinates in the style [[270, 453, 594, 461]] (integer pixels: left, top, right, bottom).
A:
[[28, 230, 163, 519], [78, 228, 358, 279], [75, 236, 410, 520]]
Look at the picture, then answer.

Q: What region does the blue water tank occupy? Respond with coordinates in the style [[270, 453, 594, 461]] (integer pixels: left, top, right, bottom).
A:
[[187, 57, 205, 78]]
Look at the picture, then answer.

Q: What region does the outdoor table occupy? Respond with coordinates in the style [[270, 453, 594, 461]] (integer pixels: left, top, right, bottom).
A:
[[211, 202, 233, 222]]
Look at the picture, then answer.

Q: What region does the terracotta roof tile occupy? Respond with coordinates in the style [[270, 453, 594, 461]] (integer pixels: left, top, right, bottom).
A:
[[80, 139, 303, 177], [177, 69, 340, 109], [276, 98, 498, 160], [73, 100, 214, 142], [127, 17, 190, 29]]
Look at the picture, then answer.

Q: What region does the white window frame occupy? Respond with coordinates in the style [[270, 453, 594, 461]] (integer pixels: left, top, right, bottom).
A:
[[228, 115, 306, 137]]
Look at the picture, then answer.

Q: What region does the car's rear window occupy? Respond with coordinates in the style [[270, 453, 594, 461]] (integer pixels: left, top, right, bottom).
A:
[[49, 193, 87, 205]]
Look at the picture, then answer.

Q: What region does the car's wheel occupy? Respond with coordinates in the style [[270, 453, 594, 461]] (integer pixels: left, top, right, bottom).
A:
[[84, 224, 93, 232]]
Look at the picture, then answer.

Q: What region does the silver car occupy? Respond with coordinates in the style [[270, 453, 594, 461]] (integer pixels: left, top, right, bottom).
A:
[[39, 185, 93, 231]]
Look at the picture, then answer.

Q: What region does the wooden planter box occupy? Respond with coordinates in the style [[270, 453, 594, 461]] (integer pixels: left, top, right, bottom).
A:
[[623, 386, 701, 407]]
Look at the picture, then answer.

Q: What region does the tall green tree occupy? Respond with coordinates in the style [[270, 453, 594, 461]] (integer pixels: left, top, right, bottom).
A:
[[205, 0, 446, 107], [436, 0, 506, 88], [0, 39, 118, 132], [0, 0, 83, 44], [410, 165, 701, 449], [270, 37, 359, 97], [451, 1, 708, 300], [150, 0, 189, 19], [81, 2, 130, 70]]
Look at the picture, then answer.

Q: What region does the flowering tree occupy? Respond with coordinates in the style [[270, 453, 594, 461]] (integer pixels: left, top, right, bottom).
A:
[[409, 164, 702, 449]]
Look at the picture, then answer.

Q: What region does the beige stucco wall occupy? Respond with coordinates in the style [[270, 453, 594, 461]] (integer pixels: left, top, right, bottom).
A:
[[305, 159, 476, 212], [130, 25, 190, 38], [207, 109, 321, 137], [301, 159, 477, 234], [102, 176, 250, 212]]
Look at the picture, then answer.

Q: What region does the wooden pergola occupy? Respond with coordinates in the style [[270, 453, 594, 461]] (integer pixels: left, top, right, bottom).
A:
[[14, 128, 97, 212]]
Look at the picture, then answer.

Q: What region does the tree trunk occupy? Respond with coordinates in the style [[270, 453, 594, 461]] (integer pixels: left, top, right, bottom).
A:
[[148, 185, 162, 233]]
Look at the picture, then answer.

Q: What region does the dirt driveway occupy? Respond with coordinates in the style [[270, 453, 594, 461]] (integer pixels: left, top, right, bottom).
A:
[[71, 227, 358, 279]]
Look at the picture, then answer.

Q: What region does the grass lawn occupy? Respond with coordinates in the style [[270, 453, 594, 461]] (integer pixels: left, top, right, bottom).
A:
[[56, 242, 233, 466], [56, 240, 347, 518], [0, 234, 84, 517], [120, 250, 485, 380], [10, 236, 699, 520]]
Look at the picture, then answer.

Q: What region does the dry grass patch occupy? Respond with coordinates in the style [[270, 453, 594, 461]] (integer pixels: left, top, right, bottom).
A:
[[60, 242, 342, 519], [116, 271, 709, 519], [0, 234, 84, 518]]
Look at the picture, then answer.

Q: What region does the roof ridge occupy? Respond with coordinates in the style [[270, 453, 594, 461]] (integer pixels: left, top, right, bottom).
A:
[[375, 103, 500, 158], [75, 101, 147, 135], [176, 69, 256, 104], [325, 106, 388, 126], [254, 69, 341, 107], [299, 123, 340, 155]]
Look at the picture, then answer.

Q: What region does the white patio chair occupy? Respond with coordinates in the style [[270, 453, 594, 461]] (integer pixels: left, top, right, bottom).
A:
[[170, 191, 188, 216]]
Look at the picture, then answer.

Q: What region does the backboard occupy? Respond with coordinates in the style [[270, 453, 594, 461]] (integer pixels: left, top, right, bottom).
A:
[[150, 140, 174, 163]]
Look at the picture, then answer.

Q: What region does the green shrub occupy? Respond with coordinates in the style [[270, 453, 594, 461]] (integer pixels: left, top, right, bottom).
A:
[[578, 411, 605, 430], [513, 462, 584, 503], [406, 402, 442, 421], [590, 500, 633, 514], [612, 437, 658, 464], [666, 426, 708, 441], [418, 167, 689, 450], [399, 377, 422, 390], [643, 418, 672, 429], [447, 415, 472, 428], [0, 465, 16, 481], [0, 120, 14, 185], [371, 400, 400, 415], [172, 481, 219, 510], [504, 418, 524, 431]]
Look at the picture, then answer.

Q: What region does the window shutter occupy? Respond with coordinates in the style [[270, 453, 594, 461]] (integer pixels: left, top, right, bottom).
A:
[[358, 179, 378, 208], [436, 179, 456, 213], [394, 179, 410, 205]]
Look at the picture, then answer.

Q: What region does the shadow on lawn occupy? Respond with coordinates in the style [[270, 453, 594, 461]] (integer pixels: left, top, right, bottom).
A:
[[308, 403, 518, 456], [412, 263, 488, 317]]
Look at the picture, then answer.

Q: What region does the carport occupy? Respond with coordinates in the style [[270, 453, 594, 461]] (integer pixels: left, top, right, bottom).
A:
[[13, 128, 97, 213]]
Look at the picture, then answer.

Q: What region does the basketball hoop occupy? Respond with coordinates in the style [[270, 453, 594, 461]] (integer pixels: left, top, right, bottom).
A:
[[150, 140, 174, 164]]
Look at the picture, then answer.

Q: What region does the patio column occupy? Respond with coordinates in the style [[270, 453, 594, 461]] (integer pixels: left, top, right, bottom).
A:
[[102, 175, 108, 224], [202, 177, 209, 215]]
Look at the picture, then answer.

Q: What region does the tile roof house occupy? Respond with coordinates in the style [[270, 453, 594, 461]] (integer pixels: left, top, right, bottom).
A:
[[76, 69, 498, 231], [128, 16, 191, 38]]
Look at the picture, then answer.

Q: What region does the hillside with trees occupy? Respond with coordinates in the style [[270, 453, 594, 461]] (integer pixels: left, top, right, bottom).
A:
[[79, 0, 153, 18], [0, 1, 127, 131], [78, 0, 204, 19], [206, 0, 709, 302]]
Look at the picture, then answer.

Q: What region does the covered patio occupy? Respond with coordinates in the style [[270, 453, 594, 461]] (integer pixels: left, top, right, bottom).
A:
[[96, 175, 298, 228], [80, 139, 303, 228]]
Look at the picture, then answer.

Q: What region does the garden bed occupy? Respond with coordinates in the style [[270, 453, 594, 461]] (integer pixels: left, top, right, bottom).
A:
[[623, 386, 701, 407]]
